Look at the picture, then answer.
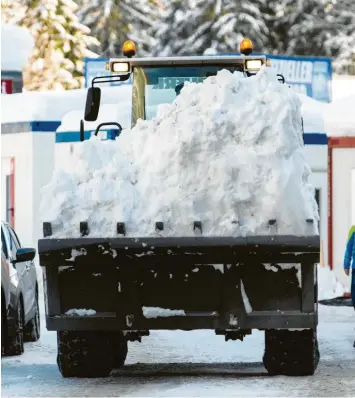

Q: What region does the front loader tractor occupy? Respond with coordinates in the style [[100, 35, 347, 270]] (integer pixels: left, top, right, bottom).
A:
[[38, 39, 320, 378]]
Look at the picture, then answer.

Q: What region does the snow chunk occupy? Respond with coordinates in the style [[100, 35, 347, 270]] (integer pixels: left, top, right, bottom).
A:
[[65, 309, 96, 316], [142, 307, 186, 318], [279, 263, 302, 287], [240, 280, 253, 313], [263, 263, 278, 272], [65, 248, 87, 262], [58, 265, 73, 273], [229, 314, 238, 326], [41, 67, 319, 238], [211, 264, 224, 273], [1, 24, 34, 71]]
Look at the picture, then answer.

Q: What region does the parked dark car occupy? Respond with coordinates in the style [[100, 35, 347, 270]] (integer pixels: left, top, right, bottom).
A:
[[1, 221, 40, 356]]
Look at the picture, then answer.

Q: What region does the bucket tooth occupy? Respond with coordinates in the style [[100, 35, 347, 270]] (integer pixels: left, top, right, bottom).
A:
[[306, 218, 314, 233], [193, 221, 202, 234], [43, 222, 52, 237], [117, 222, 126, 236], [155, 222, 164, 231], [80, 221, 89, 236]]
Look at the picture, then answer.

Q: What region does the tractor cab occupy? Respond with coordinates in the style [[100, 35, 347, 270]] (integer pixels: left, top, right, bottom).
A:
[[82, 39, 270, 136]]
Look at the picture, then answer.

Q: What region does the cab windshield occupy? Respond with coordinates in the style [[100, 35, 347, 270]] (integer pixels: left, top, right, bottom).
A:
[[133, 65, 243, 121]]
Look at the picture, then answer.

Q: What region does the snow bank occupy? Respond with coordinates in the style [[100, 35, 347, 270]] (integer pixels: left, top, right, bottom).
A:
[[1, 24, 34, 71], [41, 67, 319, 238], [324, 95, 355, 137], [318, 264, 345, 300], [297, 93, 326, 133], [1, 85, 132, 123], [143, 307, 186, 318], [332, 74, 355, 101]]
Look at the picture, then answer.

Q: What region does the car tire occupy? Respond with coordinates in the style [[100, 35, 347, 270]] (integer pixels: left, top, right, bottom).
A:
[[1, 300, 6, 356], [24, 291, 41, 342], [4, 299, 24, 356]]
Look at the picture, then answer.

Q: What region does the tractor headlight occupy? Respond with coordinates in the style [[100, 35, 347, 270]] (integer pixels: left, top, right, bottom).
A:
[[245, 59, 263, 71], [111, 62, 131, 73]]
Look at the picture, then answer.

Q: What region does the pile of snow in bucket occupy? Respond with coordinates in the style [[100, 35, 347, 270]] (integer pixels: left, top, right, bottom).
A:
[[41, 67, 319, 237]]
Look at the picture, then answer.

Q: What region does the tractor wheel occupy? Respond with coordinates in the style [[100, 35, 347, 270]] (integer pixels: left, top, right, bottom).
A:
[[263, 328, 320, 376], [111, 332, 128, 368], [57, 331, 113, 378]]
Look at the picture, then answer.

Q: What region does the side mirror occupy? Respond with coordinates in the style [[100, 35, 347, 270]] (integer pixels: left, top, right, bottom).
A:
[[84, 87, 101, 121], [14, 248, 36, 263]]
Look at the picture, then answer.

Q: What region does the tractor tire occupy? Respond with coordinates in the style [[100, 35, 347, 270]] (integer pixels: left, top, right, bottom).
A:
[[24, 293, 41, 342], [4, 300, 24, 356], [263, 328, 320, 376], [111, 333, 128, 368], [57, 331, 113, 378]]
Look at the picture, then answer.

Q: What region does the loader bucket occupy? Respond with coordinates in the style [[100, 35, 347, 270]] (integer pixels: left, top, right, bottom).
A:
[[39, 221, 319, 332]]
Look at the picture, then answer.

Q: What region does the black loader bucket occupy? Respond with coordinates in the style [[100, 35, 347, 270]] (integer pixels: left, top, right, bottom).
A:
[[39, 221, 320, 332]]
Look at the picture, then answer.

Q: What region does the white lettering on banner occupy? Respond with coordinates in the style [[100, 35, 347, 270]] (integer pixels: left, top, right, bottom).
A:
[[270, 60, 313, 83]]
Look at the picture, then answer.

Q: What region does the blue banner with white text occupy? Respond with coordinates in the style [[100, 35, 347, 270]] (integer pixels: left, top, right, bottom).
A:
[[266, 54, 332, 103]]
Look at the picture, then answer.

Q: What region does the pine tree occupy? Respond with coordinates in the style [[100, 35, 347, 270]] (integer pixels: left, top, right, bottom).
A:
[[20, 0, 98, 91], [325, 0, 355, 73], [261, 0, 332, 56], [77, 0, 159, 57], [153, 0, 268, 56], [1, 0, 25, 24]]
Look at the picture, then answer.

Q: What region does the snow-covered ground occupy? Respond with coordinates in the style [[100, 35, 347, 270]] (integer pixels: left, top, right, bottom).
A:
[[1, 292, 354, 397]]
